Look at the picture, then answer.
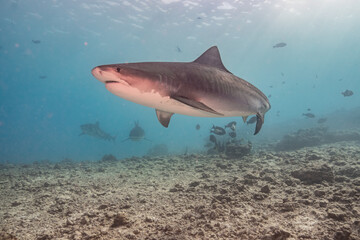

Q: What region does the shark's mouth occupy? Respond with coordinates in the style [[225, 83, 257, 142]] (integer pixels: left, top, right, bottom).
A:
[[105, 80, 119, 84]]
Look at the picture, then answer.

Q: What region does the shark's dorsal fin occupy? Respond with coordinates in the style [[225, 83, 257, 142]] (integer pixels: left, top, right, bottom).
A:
[[156, 109, 174, 128], [193, 46, 231, 73]]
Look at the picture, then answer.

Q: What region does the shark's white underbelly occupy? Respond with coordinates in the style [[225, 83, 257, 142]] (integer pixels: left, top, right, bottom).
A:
[[106, 83, 253, 117]]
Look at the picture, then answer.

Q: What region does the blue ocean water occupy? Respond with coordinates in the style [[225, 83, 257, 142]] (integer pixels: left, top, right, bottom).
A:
[[0, 0, 359, 163]]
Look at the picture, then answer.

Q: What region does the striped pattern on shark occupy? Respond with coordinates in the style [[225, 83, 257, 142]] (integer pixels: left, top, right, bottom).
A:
[[91, 46, 270, 134]]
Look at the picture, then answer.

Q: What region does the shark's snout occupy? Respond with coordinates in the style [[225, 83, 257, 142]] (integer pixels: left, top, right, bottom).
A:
[[91, 66, 104, 82]]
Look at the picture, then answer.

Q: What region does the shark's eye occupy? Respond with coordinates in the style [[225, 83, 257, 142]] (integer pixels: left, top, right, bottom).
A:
[[116, 67, 121, 73]]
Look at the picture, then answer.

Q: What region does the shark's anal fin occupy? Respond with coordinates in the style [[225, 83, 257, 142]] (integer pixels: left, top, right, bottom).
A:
[[254, 113, 264, 135], [171, 95, 223, 116], [242, 116, 248, 123], [156, 109, 174, 128]]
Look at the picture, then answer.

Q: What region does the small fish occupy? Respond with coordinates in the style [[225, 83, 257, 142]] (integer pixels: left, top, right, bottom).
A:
[[197, 17, 202, 20], [282, 81, 285, 84], [338, 78, 343, 81], [281, 72, 284, 77], [268, 94, 272, 98], [269, 85, 273, 88], [302, 113, 315, 118], [39, 75, 47, 79], [315, 74, 318, 79], [317, 118, 327, 124], [273, 42, 286, 48], [342, 90, 353, 97], [209, 134, 216, 143], [246, 116, 257, 125], [176, 46, 182, 53], [225, 121, 236, 131], [32, 40, 41, 44], [210, 125, 226, 135], [196, 124, 200, 130], [307, 108, 311, 111], [229, 131, 236, 138]]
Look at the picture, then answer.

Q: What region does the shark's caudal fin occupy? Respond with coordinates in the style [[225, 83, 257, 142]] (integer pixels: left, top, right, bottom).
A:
[[193, 46, 231, 73], [254, 113, 264, 135]]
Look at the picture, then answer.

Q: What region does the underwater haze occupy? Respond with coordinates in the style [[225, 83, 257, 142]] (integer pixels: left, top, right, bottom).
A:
[[0, 0, 359, 163]]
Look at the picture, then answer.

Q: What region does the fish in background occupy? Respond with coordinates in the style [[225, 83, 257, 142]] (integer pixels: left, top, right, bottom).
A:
[[246, 116, 257, 125], [317, 118, 327, 124], [225, 121, 236, 131], [209, 134, 217, 143], [211, 125, 226, 135], [123, 121, 150, 142], [273, 42, 287, 48], [32, 40, 41, 44], [303, 113, 315, 118], [195, 124, 200, 130], [176, 46, 182, 53], [38, 75, 47, 79], [229, 131, 236, 138], [79, 121, 115, 141], [342, 90, 353, 97], [92, 46, 270, 135]]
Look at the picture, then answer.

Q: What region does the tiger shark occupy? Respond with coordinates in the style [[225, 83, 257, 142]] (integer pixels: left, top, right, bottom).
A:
[[91, 46, 270, 134]]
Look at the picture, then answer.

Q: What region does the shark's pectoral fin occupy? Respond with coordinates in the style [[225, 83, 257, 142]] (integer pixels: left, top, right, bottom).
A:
[[254, 113, 264, 135], [171, 95, 223, 116], [242, 116, 248, 123], [156, 109, 174, 128]]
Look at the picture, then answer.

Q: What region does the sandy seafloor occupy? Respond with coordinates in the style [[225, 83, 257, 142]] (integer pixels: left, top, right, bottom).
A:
[[0, 142, 359, 240]]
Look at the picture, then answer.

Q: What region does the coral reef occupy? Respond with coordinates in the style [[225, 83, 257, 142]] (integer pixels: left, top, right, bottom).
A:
[[1, 142, 359, 239], [101, 154, 117, 162], [207, 139, 252, 159], [225, 140, 252, 158], [146, 144, 168, 156], [275, 127, 360, 151]]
